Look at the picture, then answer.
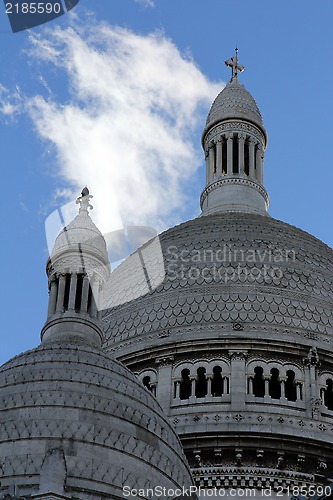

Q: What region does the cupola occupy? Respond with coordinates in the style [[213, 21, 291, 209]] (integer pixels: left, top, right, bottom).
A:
[[201, 50, 269, 215], [41, 187, 110, 347]]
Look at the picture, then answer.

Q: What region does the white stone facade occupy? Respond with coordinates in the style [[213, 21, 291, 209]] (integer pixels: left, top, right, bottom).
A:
[[102, 64, 333, 494]]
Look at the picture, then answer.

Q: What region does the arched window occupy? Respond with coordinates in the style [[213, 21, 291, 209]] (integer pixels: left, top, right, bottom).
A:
[[180, 369, 191, 400], [285, 370, 297, 401], [195, 367, 207, 398], [211, 366, 223, 396], [253, 366, 265, 397], [324, 379, 333, 410], [269, 368, 281, 399]]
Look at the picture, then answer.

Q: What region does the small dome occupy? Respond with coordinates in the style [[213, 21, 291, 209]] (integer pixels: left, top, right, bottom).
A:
[[205, 81, 266, 140], [0, 343, 193, 498], [51, 211, 108, 262]]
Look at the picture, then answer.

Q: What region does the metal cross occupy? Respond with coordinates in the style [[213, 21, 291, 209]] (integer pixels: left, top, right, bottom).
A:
[[225, 48, 245, 82]]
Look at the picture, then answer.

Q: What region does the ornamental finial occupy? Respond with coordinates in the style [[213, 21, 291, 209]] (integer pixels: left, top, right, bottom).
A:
[[76, 186, 93, 214], [225, 48, 244, 82]]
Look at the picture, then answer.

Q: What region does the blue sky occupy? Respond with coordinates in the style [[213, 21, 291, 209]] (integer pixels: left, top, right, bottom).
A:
[[0, 0, 332, 365]]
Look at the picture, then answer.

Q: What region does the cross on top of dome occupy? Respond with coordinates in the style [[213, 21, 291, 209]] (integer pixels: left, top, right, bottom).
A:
[[225, 48, 244, 82]]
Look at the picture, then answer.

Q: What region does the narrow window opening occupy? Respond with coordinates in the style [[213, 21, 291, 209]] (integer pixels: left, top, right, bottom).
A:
[[222, 139, 227, 174], [244, 139, 250, 175], [232, 135, 238, 173], [269, 368, 281, 399], [195, 367, 207, 398], [213, 143, 217, 174], [75, 274, 84, 312], [324, 379, 333, 410], [285, 370, 297, 401], [180, 369, 191, 400], [143, 376, 152, 391], [254, 145, 258, 173], [87, 285, 92, 314], [63, 274, 71, 310], [212, 366, 223, 396], [253, 366, 265, 397]]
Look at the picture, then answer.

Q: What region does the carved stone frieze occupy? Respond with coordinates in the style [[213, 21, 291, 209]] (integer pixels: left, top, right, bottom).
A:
[[204, 120, 265, 147]]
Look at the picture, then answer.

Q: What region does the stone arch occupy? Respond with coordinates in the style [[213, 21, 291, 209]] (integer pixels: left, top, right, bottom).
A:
[[285, 369, 297, 402], [138, 369, 158, 396], [319, 373, 333, 411], [195, 366, 208, 398]]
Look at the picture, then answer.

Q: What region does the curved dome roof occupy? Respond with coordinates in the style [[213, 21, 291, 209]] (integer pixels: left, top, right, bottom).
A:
[[51, 211, 108, 262], [102, 213, 333, 355], [205, 81, 266, 139], [0, 342, 193, 498]]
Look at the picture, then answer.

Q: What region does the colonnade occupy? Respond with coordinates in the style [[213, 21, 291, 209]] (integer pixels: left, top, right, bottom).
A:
[[47, 272, 100, 319], [205, 132, 263, 184]]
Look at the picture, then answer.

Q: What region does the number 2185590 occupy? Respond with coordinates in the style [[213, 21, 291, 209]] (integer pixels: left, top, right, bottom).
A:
[[5, 3, 62, 14]]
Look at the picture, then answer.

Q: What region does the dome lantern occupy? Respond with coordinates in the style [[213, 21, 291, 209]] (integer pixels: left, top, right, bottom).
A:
[[41, 188, 110, 347], [201, 51, 269, 216]]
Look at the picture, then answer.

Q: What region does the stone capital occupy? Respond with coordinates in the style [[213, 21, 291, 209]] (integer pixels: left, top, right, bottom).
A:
[[228, 350, 248, 361], [155, 355, 174, 367]]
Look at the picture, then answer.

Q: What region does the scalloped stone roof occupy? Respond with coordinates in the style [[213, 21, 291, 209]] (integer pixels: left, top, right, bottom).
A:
[[102, 213, 333, 353], [205, 80, 266, 137], [0, 342, 193, 498], [51, 211, 108, 262]]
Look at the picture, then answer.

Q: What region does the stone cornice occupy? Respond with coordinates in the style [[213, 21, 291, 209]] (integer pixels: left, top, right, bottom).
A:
[[200, 177, 270, 209]]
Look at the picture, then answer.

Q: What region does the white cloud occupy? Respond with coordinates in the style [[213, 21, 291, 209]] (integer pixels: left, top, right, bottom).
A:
[[0, 83, 22, 117], [134, 0, 155, 7], [24, 22, 223, 235]]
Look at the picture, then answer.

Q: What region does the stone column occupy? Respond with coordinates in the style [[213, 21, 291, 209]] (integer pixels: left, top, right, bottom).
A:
[[209, 143, 216, 181], [81, 275, 90, 312], [249, 139, 255, 178], [90, 278, 99, 318], [47, 279, 58, 318], [227, 134, 233, 175], [68, 273, 78, 310], [216, 138, 223, 176], [174, 379, 181, 400], [207, 375, 212, 396], [190, 377, 196, 400], [248, 377, 254, 395], [264, 377, 271, 402], [296, 382, 302, 401], [155, 356, 174, 413], [238, 134, 245, 175], [280, 378, 286, 398], [56, 274, 66, 312], [229, 351, 248, 411]]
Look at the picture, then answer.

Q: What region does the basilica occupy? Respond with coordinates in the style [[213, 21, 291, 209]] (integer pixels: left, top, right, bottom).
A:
[[0, 54, 332, 499]]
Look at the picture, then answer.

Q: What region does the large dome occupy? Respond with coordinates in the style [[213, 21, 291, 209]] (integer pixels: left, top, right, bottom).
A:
[[101, 212, 333, 487], [103, 212, 333, 353], [0, 341, 193, 498], [204, 81, 267, 143]]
